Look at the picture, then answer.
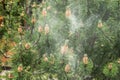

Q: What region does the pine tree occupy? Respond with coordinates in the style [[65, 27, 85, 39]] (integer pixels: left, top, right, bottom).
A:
[[0, 0, 120, 80]]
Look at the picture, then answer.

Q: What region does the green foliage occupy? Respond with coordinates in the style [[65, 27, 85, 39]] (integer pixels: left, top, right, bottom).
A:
[[80, 59, 93, 75], [0, 0, 120, 80], [103, 63, 118, 77]]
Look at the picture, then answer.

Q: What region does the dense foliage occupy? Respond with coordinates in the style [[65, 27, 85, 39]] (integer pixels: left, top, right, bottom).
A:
[[0, 0, 120, 80]]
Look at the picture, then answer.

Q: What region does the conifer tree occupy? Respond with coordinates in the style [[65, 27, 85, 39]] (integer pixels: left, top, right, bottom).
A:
[[0, 0, 120, 80]]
